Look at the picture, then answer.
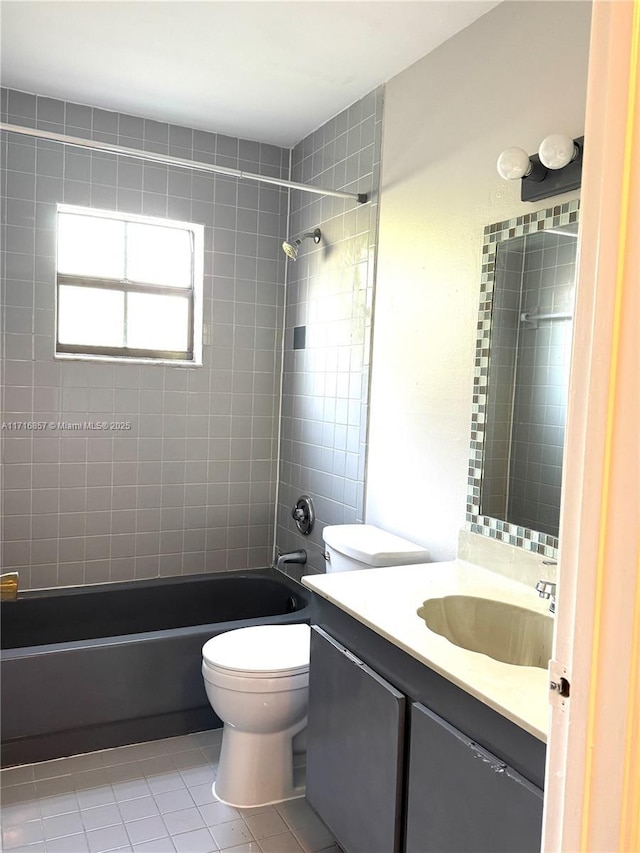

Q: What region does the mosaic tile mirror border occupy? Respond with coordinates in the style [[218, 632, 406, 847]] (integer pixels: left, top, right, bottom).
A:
[[466, 198, 580, 557]]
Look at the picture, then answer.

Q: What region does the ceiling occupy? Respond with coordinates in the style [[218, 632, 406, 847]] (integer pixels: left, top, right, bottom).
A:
[[0, 1, 500, 147]]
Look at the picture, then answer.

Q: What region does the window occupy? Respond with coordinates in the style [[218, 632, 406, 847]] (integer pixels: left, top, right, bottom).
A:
[[55, 205, 204, 364]]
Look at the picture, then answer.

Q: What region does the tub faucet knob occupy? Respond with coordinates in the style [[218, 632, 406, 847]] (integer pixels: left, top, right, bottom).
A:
[[291, 495, 315, 535]]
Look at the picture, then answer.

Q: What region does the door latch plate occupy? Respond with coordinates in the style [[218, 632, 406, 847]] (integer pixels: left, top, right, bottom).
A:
[[549, 659, 571, 710]]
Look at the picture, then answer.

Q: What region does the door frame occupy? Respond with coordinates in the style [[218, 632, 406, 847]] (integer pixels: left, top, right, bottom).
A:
[[542, 1, 640, 850]]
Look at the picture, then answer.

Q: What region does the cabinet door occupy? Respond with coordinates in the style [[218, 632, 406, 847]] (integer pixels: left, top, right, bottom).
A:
[[406, 702, 543, 853], [306, 626, 405, 853]]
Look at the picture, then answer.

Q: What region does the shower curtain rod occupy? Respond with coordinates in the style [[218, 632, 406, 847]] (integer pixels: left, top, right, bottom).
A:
[[0, 122, 368, 205]]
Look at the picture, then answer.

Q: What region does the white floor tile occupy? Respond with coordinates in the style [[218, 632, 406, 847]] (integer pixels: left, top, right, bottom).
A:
[[257, 831, 305, 853], [123, 815, 169, 845], [2, 817, 45, 850], [77, 785, 118, 810], [172, 826, 218, 853], [162, 806, 207, 836], [1, 798, 42, 825], [277, 800, 335, 853], [0, 765, 35, 786], [209, 818, 255, 850], [0, 781, 38, 805], [243, 810, 288, 841], [82, 802, 124, 831], [86, 822, 130, 853], [118, 795, 161, 823], [112, 778, 152, 803], [187, 782, 216, 807], [42, 810, 85, 839], [39, 790, 81, 818], [5, 843, 47, 853], [197, 800, 240, 828], [47, 831, 91, 852], [132, 837, 176, 853], [154, 788, 196, 815], [0, 731, 336, 853]]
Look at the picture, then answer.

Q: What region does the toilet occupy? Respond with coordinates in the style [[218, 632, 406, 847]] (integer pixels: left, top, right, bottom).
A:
[[202, 623, 310, 808], [201, 524, 430, 808]]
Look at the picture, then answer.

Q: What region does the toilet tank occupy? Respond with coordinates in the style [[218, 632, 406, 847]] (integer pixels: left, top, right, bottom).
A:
[[322, 524, 430, 573]]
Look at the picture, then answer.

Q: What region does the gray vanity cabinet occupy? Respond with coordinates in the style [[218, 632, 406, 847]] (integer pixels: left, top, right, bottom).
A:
[[405, 702, 544, 853], [306, 626, 406, 853]]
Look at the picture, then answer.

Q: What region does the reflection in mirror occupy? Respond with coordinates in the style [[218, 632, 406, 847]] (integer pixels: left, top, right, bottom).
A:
[[467, 201, 580, 557], [482, 222, 578, 537]]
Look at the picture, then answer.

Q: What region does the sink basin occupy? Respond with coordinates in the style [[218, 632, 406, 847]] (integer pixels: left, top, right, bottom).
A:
[[417, 595, 553, 669]]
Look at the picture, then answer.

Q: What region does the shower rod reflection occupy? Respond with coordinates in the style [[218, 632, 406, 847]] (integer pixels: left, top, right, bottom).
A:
[[521, 310, 573, 324], [0, 122, 368, 205]]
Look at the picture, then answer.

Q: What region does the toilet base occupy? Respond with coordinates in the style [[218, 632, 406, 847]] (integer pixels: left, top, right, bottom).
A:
[[213, 723, 306, 808], [212, 777, 305, 810]]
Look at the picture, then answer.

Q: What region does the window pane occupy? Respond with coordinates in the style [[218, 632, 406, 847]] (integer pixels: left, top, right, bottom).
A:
[[126, 292, 190, 352], [58, 286, 125, 347], [126, 223, 192, 288], [57, 213, 125, 279]]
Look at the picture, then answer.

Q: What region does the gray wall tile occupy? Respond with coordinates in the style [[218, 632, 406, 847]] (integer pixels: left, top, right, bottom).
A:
[[276, 87, 383, 573], [1, 87, 287, 586]]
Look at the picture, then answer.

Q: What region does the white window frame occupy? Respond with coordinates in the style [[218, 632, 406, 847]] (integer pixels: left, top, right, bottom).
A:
[[55, 204, 204, 366]]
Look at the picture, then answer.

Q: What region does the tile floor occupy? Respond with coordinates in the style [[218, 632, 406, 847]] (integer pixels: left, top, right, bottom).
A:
[[0, 731, 341, 853]]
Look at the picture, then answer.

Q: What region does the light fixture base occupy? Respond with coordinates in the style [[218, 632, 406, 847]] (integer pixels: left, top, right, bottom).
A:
[[521, 136, 583, 203]]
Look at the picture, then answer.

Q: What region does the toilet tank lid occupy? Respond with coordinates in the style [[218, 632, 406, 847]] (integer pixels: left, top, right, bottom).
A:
[[322, 524, 430, 567], [202, 623, 310, 674]]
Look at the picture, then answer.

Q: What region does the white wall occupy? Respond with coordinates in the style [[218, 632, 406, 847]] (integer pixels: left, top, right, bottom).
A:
[[366, 1, 592, 560]]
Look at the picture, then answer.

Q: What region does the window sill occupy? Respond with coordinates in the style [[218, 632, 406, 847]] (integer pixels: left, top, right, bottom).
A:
[[54, 352, 203, 368]]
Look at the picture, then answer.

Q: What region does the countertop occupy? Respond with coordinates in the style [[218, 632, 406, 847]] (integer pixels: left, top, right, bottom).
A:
[[302, 560, 551, 742]]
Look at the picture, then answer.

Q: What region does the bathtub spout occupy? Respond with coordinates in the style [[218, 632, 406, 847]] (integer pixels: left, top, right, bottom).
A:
[[0, 572, 19, 601], [275, 550, 307, 570]]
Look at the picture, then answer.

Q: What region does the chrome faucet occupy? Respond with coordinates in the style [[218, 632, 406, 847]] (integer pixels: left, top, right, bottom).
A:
[[536, 580, 557, 614], [0, 572, 19, 601], [275, 549, 307, 570]]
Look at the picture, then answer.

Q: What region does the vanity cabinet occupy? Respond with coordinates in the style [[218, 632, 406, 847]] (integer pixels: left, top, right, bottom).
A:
[[306, 599, 546, 853], [306, 627, 405, 853], [405, 702, 543, 853]]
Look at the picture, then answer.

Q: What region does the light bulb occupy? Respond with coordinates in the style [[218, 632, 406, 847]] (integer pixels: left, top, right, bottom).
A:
[[538, 134, 577, 170], [496, 147, 532, 181]]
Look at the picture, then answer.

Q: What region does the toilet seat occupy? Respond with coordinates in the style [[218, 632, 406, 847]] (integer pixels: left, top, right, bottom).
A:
[[202, 623, 310, 679]]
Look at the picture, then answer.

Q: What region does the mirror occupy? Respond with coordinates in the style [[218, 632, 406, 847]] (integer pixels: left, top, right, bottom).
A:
[[467, 201, 580, 555]]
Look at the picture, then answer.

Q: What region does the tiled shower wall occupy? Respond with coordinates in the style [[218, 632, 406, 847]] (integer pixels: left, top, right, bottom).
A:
[[275, 88, 383, 574], [0, 88, 289, 588]]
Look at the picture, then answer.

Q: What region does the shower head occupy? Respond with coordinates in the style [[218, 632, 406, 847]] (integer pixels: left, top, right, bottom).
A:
[[282, 239, 300, 260], [282, 228, 321, 260]]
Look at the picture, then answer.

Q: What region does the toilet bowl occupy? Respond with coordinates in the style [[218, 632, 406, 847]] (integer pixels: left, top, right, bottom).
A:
[[201, 622, 310, 808]]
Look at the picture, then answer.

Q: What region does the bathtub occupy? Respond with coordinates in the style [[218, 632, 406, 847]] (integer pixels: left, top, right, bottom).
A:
[[0, 568, 311, 766]]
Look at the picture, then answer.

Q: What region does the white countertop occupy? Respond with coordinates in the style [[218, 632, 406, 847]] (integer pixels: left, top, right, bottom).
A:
[[302, 560, 551, 742]]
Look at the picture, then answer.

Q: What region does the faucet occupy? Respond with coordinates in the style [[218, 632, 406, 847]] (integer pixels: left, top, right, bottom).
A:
[[275, 550, 307, 570], [535, 580, 557, 614], [0, 572, 19, 601]]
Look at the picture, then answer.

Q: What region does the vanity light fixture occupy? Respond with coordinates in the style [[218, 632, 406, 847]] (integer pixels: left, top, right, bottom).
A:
[[496, 134, 584, 203]]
